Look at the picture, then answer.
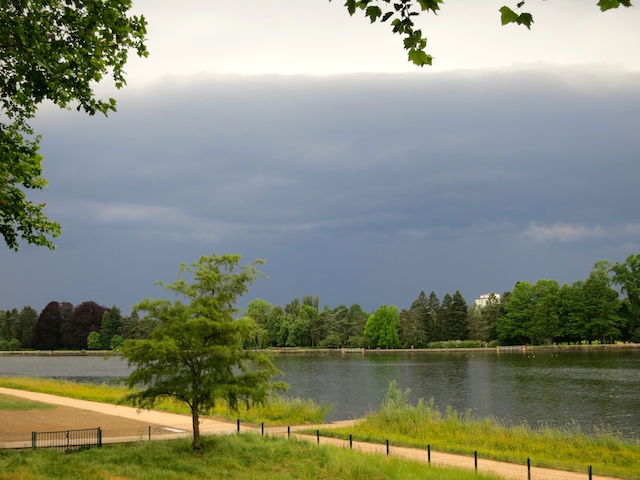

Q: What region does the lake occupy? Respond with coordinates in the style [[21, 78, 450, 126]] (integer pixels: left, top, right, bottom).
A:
[[1, 348, 638, 439]]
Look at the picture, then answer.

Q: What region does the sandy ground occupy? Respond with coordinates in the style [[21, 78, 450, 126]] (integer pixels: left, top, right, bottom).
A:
[[0, 403, 176, 443]]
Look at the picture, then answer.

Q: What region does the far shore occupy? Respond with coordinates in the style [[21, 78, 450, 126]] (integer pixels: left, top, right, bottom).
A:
[[1, 342, 638, 356]]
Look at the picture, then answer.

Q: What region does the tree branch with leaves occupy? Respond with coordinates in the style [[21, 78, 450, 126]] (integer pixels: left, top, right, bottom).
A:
[[333, 0, 634, 67], [0, 0, 147, 250]]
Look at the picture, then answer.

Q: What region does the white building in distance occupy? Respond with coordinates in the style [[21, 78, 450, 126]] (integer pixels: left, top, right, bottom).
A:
[[473, 293, 501, 309]]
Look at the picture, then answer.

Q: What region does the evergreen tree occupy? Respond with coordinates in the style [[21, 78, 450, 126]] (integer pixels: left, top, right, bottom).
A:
[[448, 291, 470, 341], [440, 293, 454, 340], [399, 292, 429, 347], [101, 306, 123, 349], [17, 306, 38, 348], [426, 291, 441, 342]]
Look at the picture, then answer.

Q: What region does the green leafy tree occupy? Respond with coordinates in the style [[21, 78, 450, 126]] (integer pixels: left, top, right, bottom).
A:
[[497, 281, 534, 345], [86, 331, 102, 350], [334, 0, 633, 67], [529, 279, 562, 345], [109, 334, 124, 350], [121, 253, 285, 452], [7, 338, 20, 351], [365, 304, 400, 348], [499, 280, 563, 345], [0, 308, 18, 340], [575, 264, 623, 343], [0, 0, 147, 250], [558, 282, 584, 343], [347, 303, 369, 343], [611, 254, 640, 341]]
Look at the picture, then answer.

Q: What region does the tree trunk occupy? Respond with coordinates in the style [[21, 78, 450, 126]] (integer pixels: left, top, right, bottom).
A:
[[191, 402, 202, 453]]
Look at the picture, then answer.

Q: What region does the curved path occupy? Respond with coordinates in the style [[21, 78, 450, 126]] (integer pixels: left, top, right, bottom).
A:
[[0, 387, 623, 480]]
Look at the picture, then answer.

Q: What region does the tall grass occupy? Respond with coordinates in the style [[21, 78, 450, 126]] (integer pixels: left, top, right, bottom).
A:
[[0, 433, 502, 480], [320, 381, 640, 479], [0, 376, 329, 425]]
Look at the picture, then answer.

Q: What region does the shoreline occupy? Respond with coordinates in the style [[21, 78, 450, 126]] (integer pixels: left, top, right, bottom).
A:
[[1, 342, 638, 356]]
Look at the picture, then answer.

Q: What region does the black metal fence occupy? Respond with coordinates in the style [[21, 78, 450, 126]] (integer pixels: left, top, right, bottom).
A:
[[32, 427, 102, 452]]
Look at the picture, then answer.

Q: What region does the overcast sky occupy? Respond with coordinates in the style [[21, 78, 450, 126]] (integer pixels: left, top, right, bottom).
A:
[[2, 0, 640, 315]]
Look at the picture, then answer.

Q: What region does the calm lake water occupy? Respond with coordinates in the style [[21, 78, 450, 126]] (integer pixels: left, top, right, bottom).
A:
[[1, 349, 639, 439]]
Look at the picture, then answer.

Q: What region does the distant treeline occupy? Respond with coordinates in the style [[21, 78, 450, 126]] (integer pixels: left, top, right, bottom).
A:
[[0, 302, 155, 351], [2, 254, 639, 351]]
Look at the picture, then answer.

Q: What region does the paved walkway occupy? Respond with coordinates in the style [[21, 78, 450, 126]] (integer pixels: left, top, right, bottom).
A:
[[0, 387, 624, 480]]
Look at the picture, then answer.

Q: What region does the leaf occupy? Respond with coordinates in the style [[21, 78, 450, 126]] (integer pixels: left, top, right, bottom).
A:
[[499, 6, 534, 29], [407, 49, 432, 67], [365, 5, 382, 23], [597, 0, 633, 11], [344, 0, 357, 16], [499, 6, 519, 25], [517, 12, 534, 29], [417, 0, 443, 13]]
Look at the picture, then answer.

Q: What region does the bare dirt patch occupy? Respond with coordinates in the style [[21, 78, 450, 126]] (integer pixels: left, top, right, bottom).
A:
[[0, 404, 175, 443]]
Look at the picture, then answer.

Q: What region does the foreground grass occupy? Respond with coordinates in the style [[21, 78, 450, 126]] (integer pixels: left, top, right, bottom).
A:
[[0, 394, 56, 411], [0, 434, 501, 480], [0, 377, 328, 425], [318, 382, 640, 479]]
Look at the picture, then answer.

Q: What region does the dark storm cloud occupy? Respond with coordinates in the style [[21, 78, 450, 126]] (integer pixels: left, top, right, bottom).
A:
[[2, 67, 640, 313]]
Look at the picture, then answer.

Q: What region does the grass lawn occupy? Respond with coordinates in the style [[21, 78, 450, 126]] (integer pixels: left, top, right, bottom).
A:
[[0, 434, 502, 480], [0, 394, 56, 411]]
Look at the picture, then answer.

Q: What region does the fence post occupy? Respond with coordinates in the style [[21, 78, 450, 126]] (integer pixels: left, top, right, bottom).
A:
[[427, 444, 431, 463], [588, 466, 592, 480], [316, 429, 320, 444], [148, 426, 151, 440], [98, 427, 102, 448], [474, 450, 477, 471], [349, 434, 352, 449], [237, 419, 240, 432], [527, 458, 531, 480], [288, 426, 290, 439], [261, 423, 264, 436], [386, 439, 389, 455], [31, 431, 36, 449]]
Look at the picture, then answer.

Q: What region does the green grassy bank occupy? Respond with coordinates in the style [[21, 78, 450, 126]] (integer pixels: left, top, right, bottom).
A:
[[317, 381, 640, 479], [0, 434, 501, 480], [0, 394, 55, 411], [0, 376, 329, 425]]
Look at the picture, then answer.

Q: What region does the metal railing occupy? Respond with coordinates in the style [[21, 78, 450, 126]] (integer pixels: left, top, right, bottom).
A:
[[32, 427, 102, 452]]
